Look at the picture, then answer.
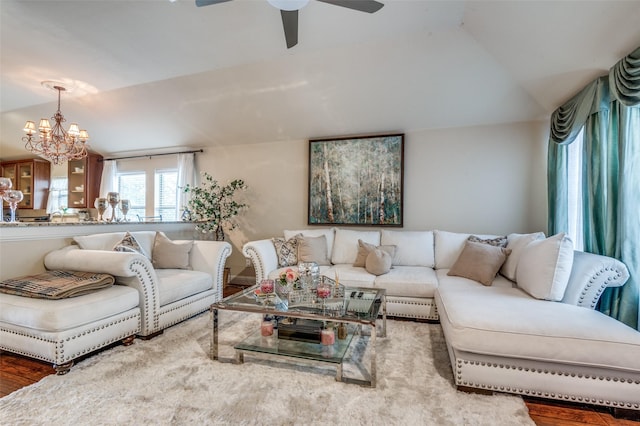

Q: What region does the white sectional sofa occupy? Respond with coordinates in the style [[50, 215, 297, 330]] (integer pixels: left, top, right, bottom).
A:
[[242, 227, 640, 412], [43, 231, 232, 337]]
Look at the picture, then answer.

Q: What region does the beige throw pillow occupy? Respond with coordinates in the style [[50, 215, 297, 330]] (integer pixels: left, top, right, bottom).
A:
[[353, 239, 397, 267], [365, 249, 392, 275], [152, 232, 193, 269], [297, 235, 331, 265], [447, 241, 511, 286]]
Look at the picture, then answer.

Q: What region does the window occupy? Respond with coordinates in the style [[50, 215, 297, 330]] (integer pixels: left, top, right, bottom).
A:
[[155, 170, 178, 221], [566, 128, 584, 251], [116, 168, 179, 221], [118, 172, 146, 220]]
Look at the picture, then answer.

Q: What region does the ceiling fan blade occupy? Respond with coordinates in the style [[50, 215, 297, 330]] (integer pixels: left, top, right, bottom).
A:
[[195, 0, 232, 7], [280, 10, 299, 49], [316, 0, 383, 13]]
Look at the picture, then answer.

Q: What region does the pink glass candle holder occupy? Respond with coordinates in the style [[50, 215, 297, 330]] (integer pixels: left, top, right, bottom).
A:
[[260, 279, 275, 294], [316, 283, 332, 299], [321, 328, 335, 345], [261, 320, 274, 337]]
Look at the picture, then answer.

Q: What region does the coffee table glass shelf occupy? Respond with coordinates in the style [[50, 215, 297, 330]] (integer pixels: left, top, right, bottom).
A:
[[211, 278, 386, 387]]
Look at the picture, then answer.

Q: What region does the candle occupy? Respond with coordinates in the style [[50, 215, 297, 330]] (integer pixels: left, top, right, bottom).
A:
[[321, 328, 335, 345], [261, 321, 274, 336], [260, 279, 274, 294]]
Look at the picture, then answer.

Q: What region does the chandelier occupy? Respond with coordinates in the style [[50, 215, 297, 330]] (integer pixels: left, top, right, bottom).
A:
[[23, 81, 89, 165]]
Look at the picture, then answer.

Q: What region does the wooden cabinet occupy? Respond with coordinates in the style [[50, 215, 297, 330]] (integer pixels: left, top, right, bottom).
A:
[[1, 159, 51, 209], [67, 153, 103, 209]]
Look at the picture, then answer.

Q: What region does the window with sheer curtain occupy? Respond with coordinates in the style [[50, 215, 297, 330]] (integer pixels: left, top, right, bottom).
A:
[[548, 46, 640, 330]]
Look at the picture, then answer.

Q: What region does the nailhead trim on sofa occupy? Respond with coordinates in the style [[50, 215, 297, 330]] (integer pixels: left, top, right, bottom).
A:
[[455, 358, 640, 410]]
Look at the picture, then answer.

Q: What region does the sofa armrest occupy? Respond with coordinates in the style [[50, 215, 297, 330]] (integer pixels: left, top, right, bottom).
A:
[[562, 250, 630, 309], [44, 245, 160, 335], [242, 239, 278, 285], [187, 240, 232, 301]]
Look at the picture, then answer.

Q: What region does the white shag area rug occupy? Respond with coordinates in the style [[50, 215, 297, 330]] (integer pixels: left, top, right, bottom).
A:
[[0, 312, 534, 425]]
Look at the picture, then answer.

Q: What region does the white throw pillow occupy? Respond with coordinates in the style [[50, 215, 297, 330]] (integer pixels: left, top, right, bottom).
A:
[[516, 233, 574, 301], [284, 228, 335, 260], [74, 232, 126, 251], [500, 232, 545, 281], [380, 230, 434, 267], [331, 229, 380, 265], [74, 231, 156, 260]]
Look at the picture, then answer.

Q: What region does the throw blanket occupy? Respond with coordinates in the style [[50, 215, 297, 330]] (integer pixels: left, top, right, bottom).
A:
[[0, 271, 115, 299]]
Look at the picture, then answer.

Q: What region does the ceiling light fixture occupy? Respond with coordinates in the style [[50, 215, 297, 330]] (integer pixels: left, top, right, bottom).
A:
[[23, 81, 89, 165], [266, 0, 309, 11]]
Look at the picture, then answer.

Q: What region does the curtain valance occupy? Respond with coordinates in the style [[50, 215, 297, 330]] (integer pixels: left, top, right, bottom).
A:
[[550, 46, 640, 144], [609, 46, 640, 106]]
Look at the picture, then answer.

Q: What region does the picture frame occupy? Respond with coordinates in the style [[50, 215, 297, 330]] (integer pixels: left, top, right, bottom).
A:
[[308, 133, 404, 227]]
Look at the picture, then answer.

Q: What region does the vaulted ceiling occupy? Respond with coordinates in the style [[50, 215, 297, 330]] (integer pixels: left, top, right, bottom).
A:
[[1, 0, 639, 160]]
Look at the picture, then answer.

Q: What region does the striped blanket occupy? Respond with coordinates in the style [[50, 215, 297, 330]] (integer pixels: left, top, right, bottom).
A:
[[0, 270, 115, 299]]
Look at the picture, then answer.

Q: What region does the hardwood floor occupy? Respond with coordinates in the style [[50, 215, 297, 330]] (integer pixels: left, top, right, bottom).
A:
[[1, 283, 638, 425]]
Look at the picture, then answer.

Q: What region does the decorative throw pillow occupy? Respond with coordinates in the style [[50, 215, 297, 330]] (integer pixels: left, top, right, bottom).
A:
[[467, 235, 508, 247], [447, 241, 512, 286], [499, 232, 546, 281], [113, 232, 148, 258], [152, 232, 193, 269], [297, 235, 331, 265], [365, 249, 392, 276], [353, 239, 397, 267], [516, 233, 574, 301], [272, 234, 301, 267]]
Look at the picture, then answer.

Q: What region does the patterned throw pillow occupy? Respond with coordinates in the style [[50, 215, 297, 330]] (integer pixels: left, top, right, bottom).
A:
[[272, 234, 302, 267], [113, 232, 148, 258], [467, 235, 508, 248]]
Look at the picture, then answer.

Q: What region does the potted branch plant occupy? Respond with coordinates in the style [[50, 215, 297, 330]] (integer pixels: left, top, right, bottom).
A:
[[183, 172, 248, 241]]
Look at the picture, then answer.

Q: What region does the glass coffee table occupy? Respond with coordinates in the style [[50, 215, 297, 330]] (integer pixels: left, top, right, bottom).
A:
[[210, 280, 386, 387]]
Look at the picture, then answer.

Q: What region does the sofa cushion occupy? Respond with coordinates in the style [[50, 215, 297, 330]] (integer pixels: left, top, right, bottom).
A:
[[297, 235, 331, 265], [365, 249, 392, 275], [447, 241, 511, 286], [331, 229, 380, 265], [114, 232, 148, 258], [0, 285, 139, 332], [499, 232, 545, 281], [435, 271, 640, 372], [380, 230, 435, 267], [516, 233, 574, 301], [324, 265, 376, 288], [284, 228, 335, 260], [272, 235, 300, 267], [434, 230, 501, 269], [74, 231, 156, 260], [152, 232, 193, 269], [373, 266, 439, 298], [156, 269, 212, 307], [353, 239, 397, 267]]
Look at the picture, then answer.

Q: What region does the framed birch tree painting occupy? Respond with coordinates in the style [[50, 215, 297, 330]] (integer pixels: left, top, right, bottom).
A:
[[308, 133, 404, 226]]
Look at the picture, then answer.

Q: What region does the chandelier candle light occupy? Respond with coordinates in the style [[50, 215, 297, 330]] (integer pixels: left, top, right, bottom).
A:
[[23, 81, 89, 165]]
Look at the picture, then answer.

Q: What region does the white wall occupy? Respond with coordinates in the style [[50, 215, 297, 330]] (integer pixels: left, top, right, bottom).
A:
[[194, 120, 549, 280]]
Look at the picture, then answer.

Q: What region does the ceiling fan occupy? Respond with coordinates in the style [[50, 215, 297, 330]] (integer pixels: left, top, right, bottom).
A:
[[195, 0, 384, 49]]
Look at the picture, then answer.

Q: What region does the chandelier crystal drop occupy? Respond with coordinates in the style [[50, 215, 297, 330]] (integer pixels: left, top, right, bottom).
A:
[[23, 83, 89, 165]]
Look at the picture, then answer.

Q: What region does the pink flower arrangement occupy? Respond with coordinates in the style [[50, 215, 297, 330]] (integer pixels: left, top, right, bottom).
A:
[[279, 268, 299, 285]]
